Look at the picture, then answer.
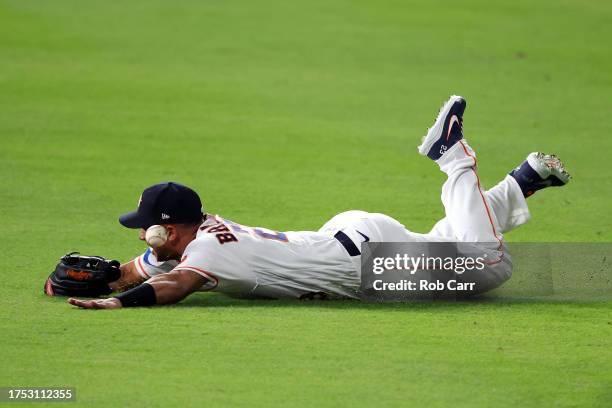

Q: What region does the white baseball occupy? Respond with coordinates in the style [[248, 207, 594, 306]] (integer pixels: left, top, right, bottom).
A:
[[145, 225, 168, 248]]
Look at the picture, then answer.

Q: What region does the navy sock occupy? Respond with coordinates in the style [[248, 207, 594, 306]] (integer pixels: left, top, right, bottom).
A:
[[509, 161, 544, 198]]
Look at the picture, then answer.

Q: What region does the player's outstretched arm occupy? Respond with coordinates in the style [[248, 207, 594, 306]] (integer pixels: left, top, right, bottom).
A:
[[144, 269, 207, 304], [108, 261, 146, 292], [68, 269, 207, 309]]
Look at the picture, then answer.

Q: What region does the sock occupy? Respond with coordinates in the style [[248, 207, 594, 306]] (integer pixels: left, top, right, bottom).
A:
[[509, 161, 546, 198]]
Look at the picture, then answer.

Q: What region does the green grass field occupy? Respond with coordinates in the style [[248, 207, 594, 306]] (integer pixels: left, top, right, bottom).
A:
[[1, 0, 611, 406]]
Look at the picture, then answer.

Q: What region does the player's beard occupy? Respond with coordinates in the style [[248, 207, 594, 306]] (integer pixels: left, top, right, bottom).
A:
[[153, 246, 178, 262]]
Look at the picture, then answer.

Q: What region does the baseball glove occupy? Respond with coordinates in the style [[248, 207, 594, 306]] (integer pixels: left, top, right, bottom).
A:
[[43, 252, 121, 297]]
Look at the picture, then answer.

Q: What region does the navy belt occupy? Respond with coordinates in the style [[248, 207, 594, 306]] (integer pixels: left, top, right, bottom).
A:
[[334, 231, 361, 257]]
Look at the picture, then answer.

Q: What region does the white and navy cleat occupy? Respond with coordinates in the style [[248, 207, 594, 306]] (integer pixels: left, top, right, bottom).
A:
[[418, 95, 467, 160], [510, 152, 571, 198]]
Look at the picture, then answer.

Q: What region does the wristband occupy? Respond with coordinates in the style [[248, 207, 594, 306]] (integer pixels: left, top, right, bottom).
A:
[[115, 283, 157, 307]]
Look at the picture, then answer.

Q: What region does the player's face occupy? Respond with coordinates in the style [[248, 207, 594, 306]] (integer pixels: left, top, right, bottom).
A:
[[152, 244, 175, 262]]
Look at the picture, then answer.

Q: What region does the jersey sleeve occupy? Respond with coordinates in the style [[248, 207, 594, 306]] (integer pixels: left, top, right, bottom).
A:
[[172, 241, 219, 289], [133, 248, 178, 278]]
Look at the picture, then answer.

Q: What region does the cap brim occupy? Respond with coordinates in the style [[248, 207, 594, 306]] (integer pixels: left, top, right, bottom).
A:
[[119, 211, 152, 229]]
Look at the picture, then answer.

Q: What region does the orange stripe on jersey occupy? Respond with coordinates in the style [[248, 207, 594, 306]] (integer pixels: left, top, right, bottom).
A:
[[175, 266, 219, 288], [135, 256, 151, 278], [459, 140, 504, 265]]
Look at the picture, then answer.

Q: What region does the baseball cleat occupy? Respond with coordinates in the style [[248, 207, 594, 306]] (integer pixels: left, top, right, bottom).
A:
[[418, 95, 467, 160], [510, 152, 571, 198]]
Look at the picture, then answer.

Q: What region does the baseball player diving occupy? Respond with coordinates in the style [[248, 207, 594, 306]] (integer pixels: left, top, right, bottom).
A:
[[63, 96, 571, 309]]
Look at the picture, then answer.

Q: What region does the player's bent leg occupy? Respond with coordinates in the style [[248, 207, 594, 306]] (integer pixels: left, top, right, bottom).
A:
[[431, 141, 503, 247], [484, 153, 571, 233], [476, 153, 572, 235], [417, 96, 508, 297], [459, 153, 571, 295], [483, 175, 531, 234], [412, 97, 573, 297], [427, 175, 528, 239], [418, 95, 501, 244], [429, 152, 572, 236], [510, 152, 571, 198]]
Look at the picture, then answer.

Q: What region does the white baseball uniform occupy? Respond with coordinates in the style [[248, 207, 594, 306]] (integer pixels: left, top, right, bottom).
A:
[[132, 140, 531, 299]]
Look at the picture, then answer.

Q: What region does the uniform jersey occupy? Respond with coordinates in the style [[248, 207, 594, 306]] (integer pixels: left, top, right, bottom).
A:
[[133, 215, 360, 299]]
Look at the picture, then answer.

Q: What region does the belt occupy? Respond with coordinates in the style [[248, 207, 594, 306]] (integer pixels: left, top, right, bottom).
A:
[[334, 231, 361, 257]]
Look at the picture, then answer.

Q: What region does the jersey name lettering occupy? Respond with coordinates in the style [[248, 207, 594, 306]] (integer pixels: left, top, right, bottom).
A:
[[200, 223, 239, 244]]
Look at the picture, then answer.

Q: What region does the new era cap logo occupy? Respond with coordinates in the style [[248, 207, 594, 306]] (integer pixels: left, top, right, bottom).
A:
[[161, 213, 170, 220]]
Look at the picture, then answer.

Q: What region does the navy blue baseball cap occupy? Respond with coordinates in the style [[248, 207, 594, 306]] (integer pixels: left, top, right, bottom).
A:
[[119, 182, 204, 229]]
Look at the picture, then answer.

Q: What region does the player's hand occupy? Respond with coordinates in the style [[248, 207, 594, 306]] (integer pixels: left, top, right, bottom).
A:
[[68, 297, 122, 309]]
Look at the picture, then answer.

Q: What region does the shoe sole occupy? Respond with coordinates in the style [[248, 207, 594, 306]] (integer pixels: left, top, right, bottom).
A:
[[418, 95, 466, 156], [527, 152, 572, 184]]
